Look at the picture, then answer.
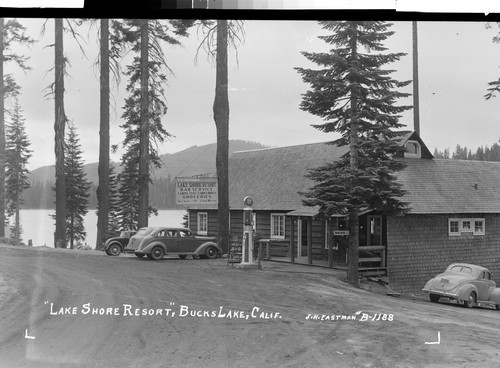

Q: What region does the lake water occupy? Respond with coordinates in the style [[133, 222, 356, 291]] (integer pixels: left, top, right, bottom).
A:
[[4, 209, 187, 248]]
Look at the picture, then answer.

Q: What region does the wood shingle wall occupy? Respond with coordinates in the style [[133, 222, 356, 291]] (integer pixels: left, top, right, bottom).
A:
[[387, 214, 500, 293]]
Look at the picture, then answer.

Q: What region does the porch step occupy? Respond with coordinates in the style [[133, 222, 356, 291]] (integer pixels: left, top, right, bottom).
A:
[[359, 268, 387, 277], [358, 257, 382, 263]]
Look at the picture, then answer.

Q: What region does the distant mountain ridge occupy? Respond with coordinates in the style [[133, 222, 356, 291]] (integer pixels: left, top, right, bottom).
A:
[[24, 140, 268, 209]]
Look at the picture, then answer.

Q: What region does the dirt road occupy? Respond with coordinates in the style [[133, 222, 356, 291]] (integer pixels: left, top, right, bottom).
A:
[[1, 244, 500, 368]]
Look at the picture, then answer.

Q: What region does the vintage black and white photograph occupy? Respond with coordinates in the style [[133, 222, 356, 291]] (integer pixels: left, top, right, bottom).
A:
[[1, 4, 500, 367]]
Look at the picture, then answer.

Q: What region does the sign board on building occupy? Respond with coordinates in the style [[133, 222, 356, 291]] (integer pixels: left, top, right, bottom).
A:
[[333, 230, 350, 236], [175, 177, 218, 206]]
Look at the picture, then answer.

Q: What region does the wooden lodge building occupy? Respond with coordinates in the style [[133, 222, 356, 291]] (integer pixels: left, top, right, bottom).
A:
[[187, 132, 500, 293]]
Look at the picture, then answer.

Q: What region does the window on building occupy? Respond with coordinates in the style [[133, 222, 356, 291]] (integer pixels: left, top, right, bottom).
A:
[[404, 140, 421, 158], [271, 214, 285, 239], [197, 212, 208, 235], [449, 218, 485, 236], [449, 219, 460, 236], [474, 219, 485, 235]]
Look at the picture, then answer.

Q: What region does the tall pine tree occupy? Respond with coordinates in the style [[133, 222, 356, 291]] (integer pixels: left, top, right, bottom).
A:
[[64, 124, 91, 249], [5, 98, 31, 245], [296, 21, 411, 286], [0, 18, 33, 238], [116, 19, 192, 230]]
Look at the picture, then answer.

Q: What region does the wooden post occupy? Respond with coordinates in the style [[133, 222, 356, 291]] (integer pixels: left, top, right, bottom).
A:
[[290, 218, 295, 263], [328, 218, 333, 268], [307, 217, 313, 265], [257, 242, 262, 270]]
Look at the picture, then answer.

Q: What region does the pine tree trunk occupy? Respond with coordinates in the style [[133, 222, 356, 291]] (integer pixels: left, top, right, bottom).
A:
[[213, 20, 230, 254], [347, 27, 359, 286], [54, 18, 66, 248], [15, 204, 19, 245], [0, 18, 5, 238], [96, 19, 110, 249], [412, 21, 420, 135], [138, 20, 149, 229]]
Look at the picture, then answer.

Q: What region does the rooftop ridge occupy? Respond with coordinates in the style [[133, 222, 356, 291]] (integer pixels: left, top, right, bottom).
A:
[[232, 141, 334, 154]]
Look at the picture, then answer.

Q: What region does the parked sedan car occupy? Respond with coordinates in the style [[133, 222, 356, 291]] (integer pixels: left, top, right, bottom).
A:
[[132, 227, 221, 260], [104, 230, 136, 256], [422, 263, 500, 309]]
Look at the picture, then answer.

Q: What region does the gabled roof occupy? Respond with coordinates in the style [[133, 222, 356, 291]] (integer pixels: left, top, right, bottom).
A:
[[395, 131, 434, 159], [228, 143, 349, 211], [189, 132, 500, 215]]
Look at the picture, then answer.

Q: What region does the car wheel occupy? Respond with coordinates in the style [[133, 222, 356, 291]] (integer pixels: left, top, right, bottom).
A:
[[463, 292, 476, 308], [429, 294, 440, 303], [205, 246, 218, 259], [178, 255, 187, 259], [108, 243, 122, 256], [150, 246, 165, 260], [135, 253, 145, 259]]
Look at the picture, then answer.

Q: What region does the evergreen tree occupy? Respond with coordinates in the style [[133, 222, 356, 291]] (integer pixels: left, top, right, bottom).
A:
[[0, 18, 33, 237], [197, 19, 245, 254], [107, 164, 121, 236], [64, 124, 91, 249], [296, 21, 411, 286], [94, 19, 132, 249], [116, 19, 192, 229], [5, 98, 31, 245], [116, 150, 140, 230], [96, 162, 121, 241], [42, 18, 86, 248]]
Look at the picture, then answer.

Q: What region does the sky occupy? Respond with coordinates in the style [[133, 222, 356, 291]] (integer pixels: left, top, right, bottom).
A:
[[4, 18, 500, 172]]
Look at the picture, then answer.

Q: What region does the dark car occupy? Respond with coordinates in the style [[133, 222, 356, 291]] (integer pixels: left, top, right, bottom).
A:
[[104, 230, 136, 256], [132, 227, 220, 260]]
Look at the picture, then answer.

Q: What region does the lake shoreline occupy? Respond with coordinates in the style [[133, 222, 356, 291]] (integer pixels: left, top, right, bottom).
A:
[[3, 209, 187, 249]]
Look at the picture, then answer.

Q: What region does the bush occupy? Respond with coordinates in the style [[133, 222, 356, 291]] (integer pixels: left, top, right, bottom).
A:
[[0, 237, 25, 246]]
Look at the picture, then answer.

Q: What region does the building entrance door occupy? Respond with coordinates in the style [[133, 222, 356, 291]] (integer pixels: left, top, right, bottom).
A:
[[297, 219, 308, 258], [368, 216, 382, 246]]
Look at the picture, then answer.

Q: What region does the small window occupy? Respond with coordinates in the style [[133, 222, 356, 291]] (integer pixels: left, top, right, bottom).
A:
[[271, 214, 285, 239], [474, 220, 485, 235], [461, 220, 472, 232], [197, 212, 208, 235], [449, 218, 485, 236], [404, 140, 421, 158], [449, 219, 460, 236]]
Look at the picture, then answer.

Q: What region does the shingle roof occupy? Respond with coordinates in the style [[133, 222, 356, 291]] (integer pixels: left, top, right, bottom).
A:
[[228, 143, 349, 210], [396, 158, 500, 214], [189, 137, 500, 215]]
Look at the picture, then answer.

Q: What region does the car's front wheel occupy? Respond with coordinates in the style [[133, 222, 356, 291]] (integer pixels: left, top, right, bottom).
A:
[[149, 246, 165, 260], [107, 243, 122, 256], [205, 246, 218, 259], [429, 294, 440, 303], [463, 292, 476, 308]]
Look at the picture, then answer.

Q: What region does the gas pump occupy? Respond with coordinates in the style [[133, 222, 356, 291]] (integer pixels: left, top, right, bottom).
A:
[[241, 196, 254, 265]]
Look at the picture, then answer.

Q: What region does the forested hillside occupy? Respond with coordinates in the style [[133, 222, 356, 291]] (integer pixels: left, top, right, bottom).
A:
[[23, 140, 267, 209]]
